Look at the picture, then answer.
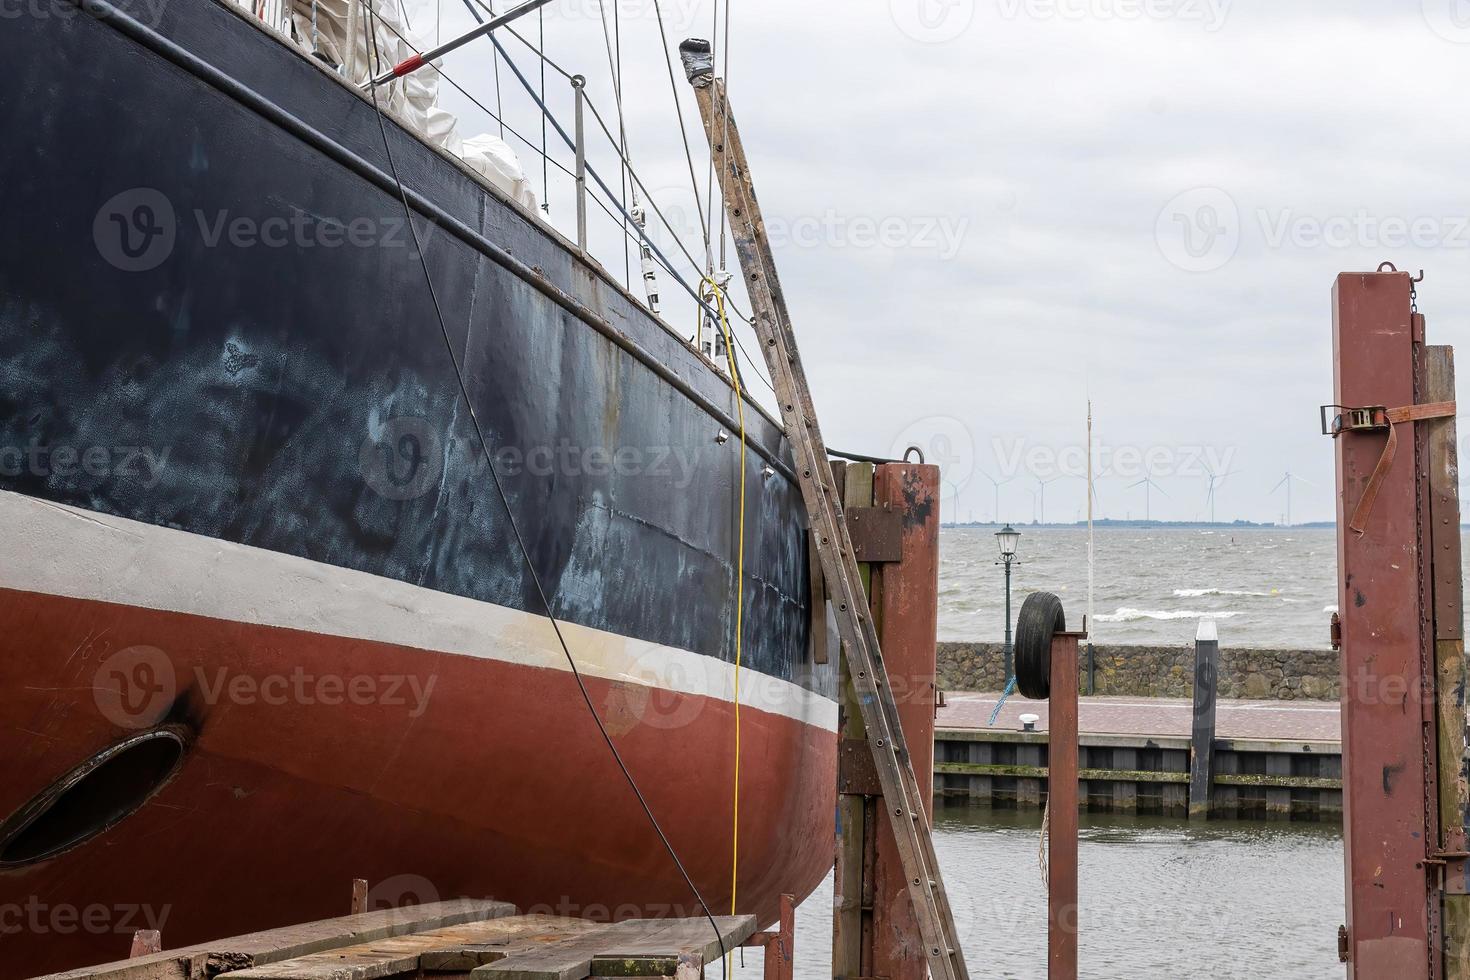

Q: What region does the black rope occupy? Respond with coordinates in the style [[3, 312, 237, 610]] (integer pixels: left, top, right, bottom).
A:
[[360, 3, 727, 963]]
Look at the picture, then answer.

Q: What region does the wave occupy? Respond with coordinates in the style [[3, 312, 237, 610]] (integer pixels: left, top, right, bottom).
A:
[[1095, 607, 1245, 623], [1173, 588, 1274, 598]]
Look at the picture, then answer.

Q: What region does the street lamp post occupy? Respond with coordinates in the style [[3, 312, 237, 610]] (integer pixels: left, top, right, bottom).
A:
[[995, 524, 1021, 680]]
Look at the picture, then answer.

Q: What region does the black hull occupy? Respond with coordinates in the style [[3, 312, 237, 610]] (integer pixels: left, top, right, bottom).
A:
[[0, 0, 815, 681]]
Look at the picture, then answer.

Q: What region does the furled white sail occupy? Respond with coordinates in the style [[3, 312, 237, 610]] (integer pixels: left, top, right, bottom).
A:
[[238, 0, 539, 211]]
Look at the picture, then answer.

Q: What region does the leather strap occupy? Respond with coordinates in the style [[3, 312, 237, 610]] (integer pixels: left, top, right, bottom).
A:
[[1348, 400, 1457, 534]]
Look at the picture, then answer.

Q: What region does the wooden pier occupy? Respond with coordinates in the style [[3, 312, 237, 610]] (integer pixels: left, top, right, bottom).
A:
[[933, 692, 1343, 821], [41, 898, 784, 980]]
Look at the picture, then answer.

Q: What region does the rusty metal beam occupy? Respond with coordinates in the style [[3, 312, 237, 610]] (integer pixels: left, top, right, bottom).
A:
[[1332, 270, 1433, 978], [1048, 633, 1080, 980]]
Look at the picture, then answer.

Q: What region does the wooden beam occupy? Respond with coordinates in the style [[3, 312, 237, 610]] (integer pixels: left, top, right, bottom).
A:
[[37, 900, 516, 980]]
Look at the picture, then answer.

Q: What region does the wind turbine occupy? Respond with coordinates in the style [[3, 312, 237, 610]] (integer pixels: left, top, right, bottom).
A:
[[1035, 475, 1061, 525], [1203, 465, 1242, 524], [1129, 475, 1168, 522], [1270, 471, 1314, 527], [979, 469, 1016, 524]]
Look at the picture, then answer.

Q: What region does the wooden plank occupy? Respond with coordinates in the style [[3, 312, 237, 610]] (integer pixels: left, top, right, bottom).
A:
[[587, 915, 756, 976], [1427, 345, 1470, 980], [1113, 748, 1138, 814], [39, 900, 516, 980], [480, 916, 753, 980], [1265, 754, 1293, 820], [227, 916, 598, 980], [833, 461, 873, 979]]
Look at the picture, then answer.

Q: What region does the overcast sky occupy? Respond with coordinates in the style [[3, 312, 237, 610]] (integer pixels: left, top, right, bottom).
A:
[[415, 0, 1470, 526]]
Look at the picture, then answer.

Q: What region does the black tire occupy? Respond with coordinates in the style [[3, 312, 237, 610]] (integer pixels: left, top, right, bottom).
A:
[[1014, 591, 1066, 700]]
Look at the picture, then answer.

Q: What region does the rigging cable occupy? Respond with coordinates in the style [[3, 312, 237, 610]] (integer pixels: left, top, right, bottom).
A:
[[537, 4, 548, 211], [406, 1, 781, 404], [358, 0, 728, 965], [594, 0, 633, 285]]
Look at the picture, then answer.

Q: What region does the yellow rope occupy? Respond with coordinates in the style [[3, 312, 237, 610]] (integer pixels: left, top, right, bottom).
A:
[[704, 279, 746, 961]]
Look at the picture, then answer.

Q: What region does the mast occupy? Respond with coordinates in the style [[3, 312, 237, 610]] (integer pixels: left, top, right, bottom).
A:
[[1086, 400, 1095, 693]]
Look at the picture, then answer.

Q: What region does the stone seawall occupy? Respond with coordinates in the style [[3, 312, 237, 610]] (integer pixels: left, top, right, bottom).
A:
[[937, 641, 1340, 700]]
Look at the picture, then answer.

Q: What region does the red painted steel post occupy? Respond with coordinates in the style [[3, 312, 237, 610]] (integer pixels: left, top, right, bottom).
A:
[[1048, 633, 1079, 980], [1332, 270, 1433, 978], [762, 892, 796, 980], [868, 462, 941, 980]]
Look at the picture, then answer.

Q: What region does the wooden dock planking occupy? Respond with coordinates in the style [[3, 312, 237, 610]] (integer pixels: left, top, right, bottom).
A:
[[225, 915, 603, 980], [475, 916, 755, 980], [37, 900, 517, 980]]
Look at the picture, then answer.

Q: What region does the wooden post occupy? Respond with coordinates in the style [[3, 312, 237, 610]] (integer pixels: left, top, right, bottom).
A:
[[763, 894, 796, 980], [870, 462, 941, 980], [129, 930, 162, 958], [1427, 346, 1470, 978], [351, 879, 369, 916], [1189, 620, 1219, 820], [1048, 633, 1080, 980], [833, 461, 875, 979], [1331, 270, 1432, 978]]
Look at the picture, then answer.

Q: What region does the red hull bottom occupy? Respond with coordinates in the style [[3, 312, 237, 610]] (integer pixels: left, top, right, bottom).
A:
[[0, 589, 836, 979]]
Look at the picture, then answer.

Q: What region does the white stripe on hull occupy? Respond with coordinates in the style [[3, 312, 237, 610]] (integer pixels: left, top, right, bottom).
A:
[[0, 490, 837, 731]]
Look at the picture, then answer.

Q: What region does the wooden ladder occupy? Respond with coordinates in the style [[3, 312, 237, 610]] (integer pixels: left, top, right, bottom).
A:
[[680, 41, 971, 980]]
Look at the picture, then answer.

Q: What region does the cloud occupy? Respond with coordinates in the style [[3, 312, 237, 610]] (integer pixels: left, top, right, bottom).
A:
[[427, 0, 1470, 524]]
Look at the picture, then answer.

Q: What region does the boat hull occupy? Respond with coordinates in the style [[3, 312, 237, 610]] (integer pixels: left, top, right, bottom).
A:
[[0, 0, 837, 974]]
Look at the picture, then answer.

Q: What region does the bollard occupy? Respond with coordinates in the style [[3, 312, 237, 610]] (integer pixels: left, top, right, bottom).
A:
[[1189, 620, 1219, 820]]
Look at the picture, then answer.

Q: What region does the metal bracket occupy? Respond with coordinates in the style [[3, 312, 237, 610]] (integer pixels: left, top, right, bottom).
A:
[[1321, 404, 1389, 437], [838, 738, 883, 796], [845, 505, 903, 563], [1338, 924, 1350, 963], [1426, 851, 1470, 895]]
